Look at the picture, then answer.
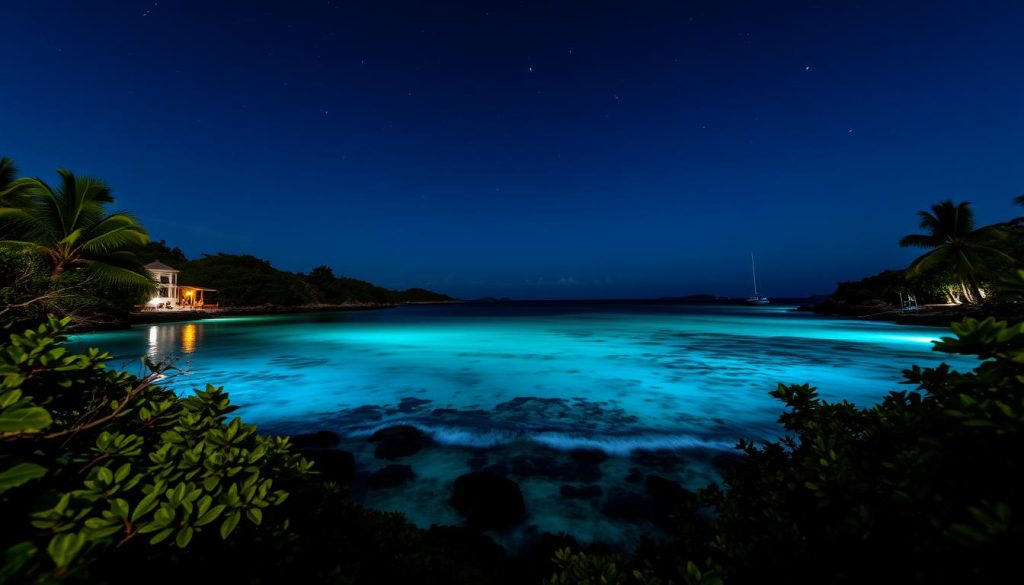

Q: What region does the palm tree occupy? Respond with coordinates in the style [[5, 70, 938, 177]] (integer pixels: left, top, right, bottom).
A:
[[0, 157, 37, 232], [899, 200, 1012, 304], [0, 167, 153, 289]]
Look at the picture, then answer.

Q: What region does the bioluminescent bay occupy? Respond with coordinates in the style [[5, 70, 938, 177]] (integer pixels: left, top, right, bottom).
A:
[[73, 302, 970, 547]]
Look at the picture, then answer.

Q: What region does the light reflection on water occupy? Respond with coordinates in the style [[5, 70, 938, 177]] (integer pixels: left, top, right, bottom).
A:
[[74, 303, 970, 450]]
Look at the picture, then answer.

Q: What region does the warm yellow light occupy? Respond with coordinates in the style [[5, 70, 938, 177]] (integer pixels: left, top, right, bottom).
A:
[[181, 324, 197, 354]]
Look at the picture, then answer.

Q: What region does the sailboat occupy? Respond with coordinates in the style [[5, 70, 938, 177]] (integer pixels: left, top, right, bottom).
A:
[[746, 253, 770, 305]]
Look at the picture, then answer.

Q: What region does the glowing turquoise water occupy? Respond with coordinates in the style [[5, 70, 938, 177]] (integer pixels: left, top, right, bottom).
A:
[[71, 302, 973, 547]]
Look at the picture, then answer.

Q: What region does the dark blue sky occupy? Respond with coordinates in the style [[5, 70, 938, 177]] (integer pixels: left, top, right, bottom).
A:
[[2, 1, 1021, 299]]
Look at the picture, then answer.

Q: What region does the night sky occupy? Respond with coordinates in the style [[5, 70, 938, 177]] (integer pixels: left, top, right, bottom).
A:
[[2, 1, 1021, 299]]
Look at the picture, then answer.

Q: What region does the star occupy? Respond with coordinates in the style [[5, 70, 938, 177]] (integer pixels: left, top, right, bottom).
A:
[[528, 66, 533, 73], [804, 65, 812, 71]]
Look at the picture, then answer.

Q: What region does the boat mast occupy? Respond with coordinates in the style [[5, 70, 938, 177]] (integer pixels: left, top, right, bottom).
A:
[[750, 252, 759, 298]]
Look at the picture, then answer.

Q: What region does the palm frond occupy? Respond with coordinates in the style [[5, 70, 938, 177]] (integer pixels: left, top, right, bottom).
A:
[[0, 239, 49, 255], [79, 225, 149, 255], [907, 247, 951, 274], [0, 156, 17, 191], [79, 259, 155, 290]]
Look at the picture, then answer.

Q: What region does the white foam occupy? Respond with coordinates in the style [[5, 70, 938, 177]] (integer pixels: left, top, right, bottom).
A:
[[349, 421, 737, 455], [529, 432, 737, 455]]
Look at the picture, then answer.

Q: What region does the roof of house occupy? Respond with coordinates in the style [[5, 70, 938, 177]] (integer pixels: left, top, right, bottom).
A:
[[144, 261, 180, 272]]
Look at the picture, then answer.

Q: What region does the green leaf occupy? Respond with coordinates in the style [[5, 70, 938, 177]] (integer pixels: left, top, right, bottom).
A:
[[0, 407, 53, 433], [110, 498, 130, 519], [175, 526, 194, 548], [131, 489, 161, 522], [149, 527, 175, 545], [97, 467, 114, 484], [0, 541, 38, 579], [195, 504, 226, 527], [220, 510, 241, 539], [0, 463, 47, 494], [46, 532, 85, 568], [246, 508, 262, 526]]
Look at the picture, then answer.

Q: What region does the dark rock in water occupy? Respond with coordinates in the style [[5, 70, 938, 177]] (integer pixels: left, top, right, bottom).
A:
[[425, 525, 506, 565], [388, 396, 433, 414], [370, 425, 430, 460], [602, 491, 654, 522], [509, 451, 602, 483], [630, 449, 684, 471], [569, 448, 609, 465], [368, 464, 415, 489], [625, 468, 644, 483], [645, 475, 696, 508], [645, 475, 698, 529], [292, 430, 341, 450], [711, 451, 744, 472], [560, 484, 604, 500], [305, 449, 355, 483], [451, 471, 526, 530]]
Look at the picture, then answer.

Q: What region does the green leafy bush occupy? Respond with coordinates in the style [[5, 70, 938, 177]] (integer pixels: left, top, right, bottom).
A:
[[0, 316, 312, 582]]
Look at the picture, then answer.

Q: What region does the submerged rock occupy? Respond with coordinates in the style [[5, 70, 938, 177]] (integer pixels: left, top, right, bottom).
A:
[[370, 425, 430, 460], [602, 491, 654, 522], [569, 448, 609, 465], [451, 471, 526, 530], [305, 449, 356, 483], [645, 475, 698, 529], [625, 468, 644, 483], [629, 448, 684, 471], [509, 451, 602, 483], [291, 430, 341, 449], [646, 475, 696, 508], [368, 464, 415, 489], [559, 484, 604, 500]]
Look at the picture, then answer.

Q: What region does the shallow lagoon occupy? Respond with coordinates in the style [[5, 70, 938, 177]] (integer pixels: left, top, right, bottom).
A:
[[72, 302, 973, 548]]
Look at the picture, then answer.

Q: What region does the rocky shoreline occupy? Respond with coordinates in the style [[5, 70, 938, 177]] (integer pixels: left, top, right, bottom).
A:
[[289, 426, 714, 553]]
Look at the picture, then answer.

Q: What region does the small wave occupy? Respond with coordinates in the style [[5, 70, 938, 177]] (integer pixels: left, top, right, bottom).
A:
[[349, 421, 737, 455], [529, 432, 736, 455]]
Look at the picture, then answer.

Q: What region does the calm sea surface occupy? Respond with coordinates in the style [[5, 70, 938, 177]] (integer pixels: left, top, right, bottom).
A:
[[71, 302, 974, 547]]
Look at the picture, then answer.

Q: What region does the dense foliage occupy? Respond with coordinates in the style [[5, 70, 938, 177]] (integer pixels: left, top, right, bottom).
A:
[[0, 317, 312, 582], [548, 275, 1024, 584], [174, 253, 453, 307], [0, 248, 146, 332]]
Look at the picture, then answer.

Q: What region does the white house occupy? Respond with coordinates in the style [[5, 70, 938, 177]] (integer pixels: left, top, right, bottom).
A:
[[144, 262, 215, 309]]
